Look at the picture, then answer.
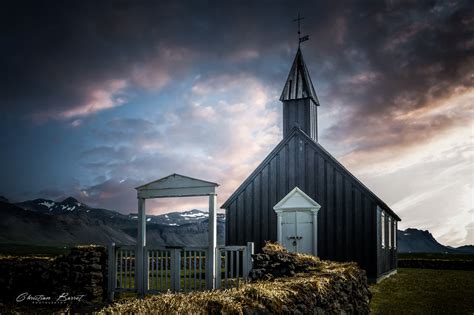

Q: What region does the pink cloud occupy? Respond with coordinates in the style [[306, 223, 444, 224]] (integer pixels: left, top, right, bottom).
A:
[[30, 79, 128, 124], [59, 79, 127, 119], [131, 46, 198, 90]]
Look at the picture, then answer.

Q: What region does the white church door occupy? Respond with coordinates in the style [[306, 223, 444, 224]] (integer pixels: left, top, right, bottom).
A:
[[274, 187, 321, 256], [281, 210, 313, 254]]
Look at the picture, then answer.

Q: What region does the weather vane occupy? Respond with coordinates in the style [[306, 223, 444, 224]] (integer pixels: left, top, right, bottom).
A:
[[293, 13, 309, 47]]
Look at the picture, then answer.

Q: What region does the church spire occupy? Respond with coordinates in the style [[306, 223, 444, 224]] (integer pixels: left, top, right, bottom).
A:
[[280, 15, 320, 142], [280, 47, 320, 142], [279, 48, 319, 105]]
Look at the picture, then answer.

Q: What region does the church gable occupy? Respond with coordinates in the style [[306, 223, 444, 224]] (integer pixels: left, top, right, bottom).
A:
[[274, 186, 321, 211], [222, 127, 398, 222], [221, 127, 304, 209]]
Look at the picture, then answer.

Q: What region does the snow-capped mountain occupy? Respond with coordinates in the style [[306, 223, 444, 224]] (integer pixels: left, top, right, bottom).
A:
[[16, 197, 90, 213], [1, 197, 225, 246], [129, 209, 225, 226]]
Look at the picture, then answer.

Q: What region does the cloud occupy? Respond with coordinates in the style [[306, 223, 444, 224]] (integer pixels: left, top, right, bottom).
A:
[[77, 72, 280, 213], [59, 80, 128, 119], [355, 119, 473, 246], [77, 178, 140, 213], [339, 89, 473, 175], [29, 79, 129, 123]]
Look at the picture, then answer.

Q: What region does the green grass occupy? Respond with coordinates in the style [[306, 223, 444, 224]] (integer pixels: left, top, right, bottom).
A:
[[370, 268, 474, 314], [398, 252, 474, 261], [115, 268, 230, 292]]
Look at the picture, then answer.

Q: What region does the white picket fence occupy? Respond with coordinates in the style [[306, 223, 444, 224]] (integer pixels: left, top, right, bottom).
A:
[[108, 242, 254, 300]]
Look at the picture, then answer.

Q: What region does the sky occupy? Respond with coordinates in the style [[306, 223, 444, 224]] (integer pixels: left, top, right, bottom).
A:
[[0, 0, 472, 247]]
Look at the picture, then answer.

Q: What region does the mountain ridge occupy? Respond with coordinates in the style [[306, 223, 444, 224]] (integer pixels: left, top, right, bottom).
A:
[[0, 197, 225, 247], [0, 196, 471, 253]]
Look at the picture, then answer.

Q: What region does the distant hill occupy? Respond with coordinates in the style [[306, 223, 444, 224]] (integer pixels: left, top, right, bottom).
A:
[[456, 245, 474, 254], [0, 197, 225, 247], [397, 228, 470, 254], [0, 196, 471, 253]]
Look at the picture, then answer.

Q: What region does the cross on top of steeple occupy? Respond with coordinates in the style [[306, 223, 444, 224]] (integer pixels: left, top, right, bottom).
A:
[[293, 13, 309, 47]]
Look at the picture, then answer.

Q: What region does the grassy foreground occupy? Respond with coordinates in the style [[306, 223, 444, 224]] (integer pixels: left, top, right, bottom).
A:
[[398, 252, 474, 261], [370, 268, 474, 314]]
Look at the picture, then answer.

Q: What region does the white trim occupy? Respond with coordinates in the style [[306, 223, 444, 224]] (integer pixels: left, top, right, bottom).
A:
[[274, 186, 321, 212], [273, 187, 321, 256], [394, 220, 397, 249], [136, 173, 218, 199], [388, 216, 392, 249], [381, 211, 385, 249]]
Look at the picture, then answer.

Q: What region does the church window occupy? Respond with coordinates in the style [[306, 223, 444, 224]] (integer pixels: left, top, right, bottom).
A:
[[394, 220, 397, 249], [381, 211, 385, 248], [388, 217, 392, 249]]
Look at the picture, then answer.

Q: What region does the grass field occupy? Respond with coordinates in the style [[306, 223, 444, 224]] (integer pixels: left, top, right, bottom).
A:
[[370, 268, 474, 314], [398, 252, 474, 261], [0, 243, 72, 257]]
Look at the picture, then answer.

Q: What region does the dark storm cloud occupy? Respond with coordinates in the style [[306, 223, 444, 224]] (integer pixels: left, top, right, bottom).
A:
[[314, 1, 473, 155], [78, 178, 141, 212], [0, 0, 364, 120], [1, 0, 470, 138]]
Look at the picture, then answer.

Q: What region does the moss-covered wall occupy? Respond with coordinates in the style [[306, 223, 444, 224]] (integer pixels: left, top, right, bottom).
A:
[[0, 245, 107, 309]]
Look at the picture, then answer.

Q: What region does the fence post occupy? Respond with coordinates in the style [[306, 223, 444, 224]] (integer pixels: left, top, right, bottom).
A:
[[242, 247, 248, 281], [244, 242, 254, 280], [144, 247, 149, 293], [207, 193, 217, 290], [215, 247, 221, 289], [107, 243, 116, 301], [137, 197, 146, 298], [170, 249, 181, 291]]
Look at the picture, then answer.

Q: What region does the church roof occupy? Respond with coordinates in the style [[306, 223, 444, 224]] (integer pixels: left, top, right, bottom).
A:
[[280, 48, 319, 105], [221, 127, 400, 221]]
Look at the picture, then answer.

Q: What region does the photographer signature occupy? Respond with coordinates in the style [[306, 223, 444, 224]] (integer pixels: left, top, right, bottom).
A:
[[16, 292, 85, 304]]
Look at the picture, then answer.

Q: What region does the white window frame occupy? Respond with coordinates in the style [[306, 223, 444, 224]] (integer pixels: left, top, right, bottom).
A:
[[388, 217, 392, 249], [381, 211, 385, 248], [394, 220, 397, 249]]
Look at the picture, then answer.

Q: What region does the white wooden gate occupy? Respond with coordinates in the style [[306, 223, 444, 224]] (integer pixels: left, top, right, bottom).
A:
[[108, 242, 254, 300]]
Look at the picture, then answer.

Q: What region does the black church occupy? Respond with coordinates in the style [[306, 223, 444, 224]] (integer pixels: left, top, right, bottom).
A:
[[221, 47, 401, 282]]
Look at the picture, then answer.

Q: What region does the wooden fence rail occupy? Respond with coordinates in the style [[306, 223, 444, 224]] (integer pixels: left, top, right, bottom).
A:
[[108, 242, 254, 300]]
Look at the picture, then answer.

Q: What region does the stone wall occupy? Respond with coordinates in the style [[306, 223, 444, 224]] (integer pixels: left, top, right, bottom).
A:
[[0, 245, 107, 310]]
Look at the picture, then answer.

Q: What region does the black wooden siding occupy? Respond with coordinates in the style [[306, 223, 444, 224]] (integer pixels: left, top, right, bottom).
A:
[[223, 128, 399, 280], [283, 98, 318, 142]]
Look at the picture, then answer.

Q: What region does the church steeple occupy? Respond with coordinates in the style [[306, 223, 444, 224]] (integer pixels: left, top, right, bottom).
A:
[[280, 47, 320, 142], [280, 48, 319, 104]]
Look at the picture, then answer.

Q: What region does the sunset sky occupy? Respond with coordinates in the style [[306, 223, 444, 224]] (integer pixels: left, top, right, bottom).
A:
[[1, 1, 472, 246]]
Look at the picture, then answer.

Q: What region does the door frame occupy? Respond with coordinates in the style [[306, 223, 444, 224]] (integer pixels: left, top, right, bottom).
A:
[[273, 187, 321, 256]]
